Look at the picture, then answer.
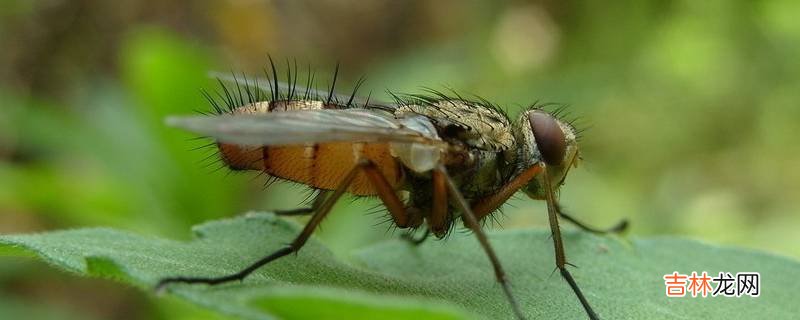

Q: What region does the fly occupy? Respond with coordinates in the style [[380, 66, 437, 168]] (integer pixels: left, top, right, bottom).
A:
[[157, 58, 628, 320]]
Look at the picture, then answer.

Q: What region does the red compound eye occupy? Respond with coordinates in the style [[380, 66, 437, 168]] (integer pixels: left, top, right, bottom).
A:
[[528, 110, 566, 166]]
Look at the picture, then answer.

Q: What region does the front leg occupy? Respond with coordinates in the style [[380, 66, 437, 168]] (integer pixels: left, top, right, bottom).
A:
[[436, 165, 527, 320]]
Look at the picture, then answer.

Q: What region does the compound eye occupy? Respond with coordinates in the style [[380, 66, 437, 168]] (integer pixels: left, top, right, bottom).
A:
[[528, 110, 566, 166]]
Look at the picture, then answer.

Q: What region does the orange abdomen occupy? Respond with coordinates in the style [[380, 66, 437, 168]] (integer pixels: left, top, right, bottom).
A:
[[218, 142, 402, 195], [215, 101, 404, 195]]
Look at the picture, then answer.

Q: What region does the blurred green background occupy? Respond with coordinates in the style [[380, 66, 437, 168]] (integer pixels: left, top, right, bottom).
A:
[[1, 0, 798, 319]]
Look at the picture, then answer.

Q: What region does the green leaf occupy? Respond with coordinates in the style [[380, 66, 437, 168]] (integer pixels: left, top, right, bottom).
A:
[[0, 212, 797, 319], [0, 293, 100, 320]]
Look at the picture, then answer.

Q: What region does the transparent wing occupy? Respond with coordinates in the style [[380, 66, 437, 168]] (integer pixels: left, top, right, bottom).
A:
[[209, 71, 398, 109], [166, 109, 440, 146]]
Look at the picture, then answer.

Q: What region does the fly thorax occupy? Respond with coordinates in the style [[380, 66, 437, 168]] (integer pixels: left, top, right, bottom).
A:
[[458, 149, 507, 198], [397, 101, 515, 151]]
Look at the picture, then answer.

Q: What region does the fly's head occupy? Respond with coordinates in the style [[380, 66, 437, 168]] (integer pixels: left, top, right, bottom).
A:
[[515, 108, 581, 200]]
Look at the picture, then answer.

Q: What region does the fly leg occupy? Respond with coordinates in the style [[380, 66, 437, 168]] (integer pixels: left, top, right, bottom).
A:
[[556, 205, 628, 235], [359, 160, 422, 228], [360, 160, 426, 241], [404, 168, 448, 244], [156, 160, 411, 290], [401, 228, 430, 246], [542, 165, 599, 320], [274, 191, 330, 216], [402, 170, 451, 246], [469, 163, 603, 319], [426, 167, 450, 237], [436, 164, 527, 320]]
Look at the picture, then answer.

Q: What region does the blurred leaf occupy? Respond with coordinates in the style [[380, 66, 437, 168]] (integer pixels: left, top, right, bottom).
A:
[[116, 27, 248, 232], [120, 27, 212, 119], [0, 293, 98, 320], [1, 212, 797, 319], [0, 0, 38, 19]]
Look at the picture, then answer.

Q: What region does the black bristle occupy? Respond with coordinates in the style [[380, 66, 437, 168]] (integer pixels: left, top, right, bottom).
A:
[[291, 59, 299, 101], [304, 63, 313, 100], [326, 62, 340, 105], [242, 73, 254, 105], [285, 58, 293, 101], [232, 72, 244, 107], [346, 76, 366, 108], [268, 55, 280, 101], [263, 66, 275, 102]]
